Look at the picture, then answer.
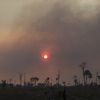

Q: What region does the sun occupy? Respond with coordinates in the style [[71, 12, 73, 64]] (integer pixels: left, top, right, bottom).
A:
[[43, 54, 48, 60], [40, 50, 49, 61]]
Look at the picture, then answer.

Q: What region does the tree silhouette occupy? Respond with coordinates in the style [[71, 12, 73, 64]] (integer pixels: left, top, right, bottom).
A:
[[96, 72, 100, 85], [84, 70, 92, 85], [1, 80, 6, 88], [30, 77, 39, 86], [74, 76, 78, 86], [80, 62, 86, 85], [62, 81, 66, 87], [19, 73, 23, 86], [56, 71, 61, 87], [45, 77, 50, 86]]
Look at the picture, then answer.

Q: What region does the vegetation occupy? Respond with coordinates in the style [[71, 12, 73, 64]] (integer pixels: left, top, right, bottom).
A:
[[0, 62, 100, 100]]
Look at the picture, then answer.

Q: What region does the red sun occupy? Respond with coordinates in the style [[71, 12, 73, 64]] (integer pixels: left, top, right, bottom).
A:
[[41, 50, 49, 60], [43, 54, 48, 60]]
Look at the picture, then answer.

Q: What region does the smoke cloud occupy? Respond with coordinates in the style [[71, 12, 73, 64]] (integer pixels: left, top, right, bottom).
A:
[[0, 0, 100, 83]]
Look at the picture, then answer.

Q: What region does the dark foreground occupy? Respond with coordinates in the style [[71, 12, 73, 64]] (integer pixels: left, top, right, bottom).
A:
[[0, 86, 100, 100]]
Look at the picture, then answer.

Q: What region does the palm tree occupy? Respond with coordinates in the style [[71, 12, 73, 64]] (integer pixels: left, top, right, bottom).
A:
[[30, 77, 39, 86], [80, 62, 86, 85], [84, 70, 92, 85]]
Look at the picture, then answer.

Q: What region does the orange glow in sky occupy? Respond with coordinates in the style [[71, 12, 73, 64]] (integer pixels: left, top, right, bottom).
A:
[[40, 50, 50, 61], [43, 54, 48, 60]]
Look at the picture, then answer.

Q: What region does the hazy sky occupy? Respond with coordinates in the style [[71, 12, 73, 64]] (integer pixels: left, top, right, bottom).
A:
[[0, 0, 100, 84]]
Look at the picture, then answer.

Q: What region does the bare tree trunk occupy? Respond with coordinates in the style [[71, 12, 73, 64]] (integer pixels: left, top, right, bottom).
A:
[[83, 67, 86, 85]]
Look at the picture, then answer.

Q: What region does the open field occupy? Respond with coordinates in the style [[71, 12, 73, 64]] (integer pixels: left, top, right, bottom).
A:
[[0, 86, 100, 100]]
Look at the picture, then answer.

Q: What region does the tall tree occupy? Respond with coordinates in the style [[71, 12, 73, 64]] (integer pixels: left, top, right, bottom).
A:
[[80, 62, 86, 85], [84, 70, 92, 85]]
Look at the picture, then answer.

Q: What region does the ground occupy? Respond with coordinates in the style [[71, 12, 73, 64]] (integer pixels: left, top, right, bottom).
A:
[[0, 86, 100, 100]]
